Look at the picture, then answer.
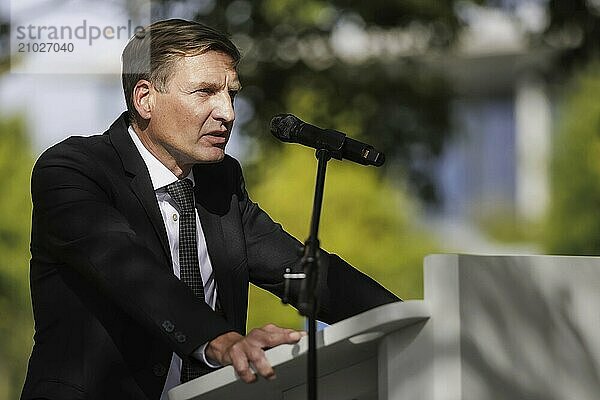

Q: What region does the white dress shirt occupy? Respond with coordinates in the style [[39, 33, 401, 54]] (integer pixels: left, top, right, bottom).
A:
[[127, 126, 219, 399]]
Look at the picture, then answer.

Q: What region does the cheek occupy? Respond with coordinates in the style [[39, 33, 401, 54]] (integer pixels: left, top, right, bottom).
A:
[[153, 97, 209, 139], [152, 99, 176, 127], [179, 100, 209, 123]]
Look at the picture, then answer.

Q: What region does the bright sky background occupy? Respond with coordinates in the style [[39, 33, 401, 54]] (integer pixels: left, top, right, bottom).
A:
[[0, 0, 250, 158]]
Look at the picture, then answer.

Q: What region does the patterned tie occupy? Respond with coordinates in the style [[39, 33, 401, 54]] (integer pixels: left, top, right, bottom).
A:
[[166, 179, 205, 382]]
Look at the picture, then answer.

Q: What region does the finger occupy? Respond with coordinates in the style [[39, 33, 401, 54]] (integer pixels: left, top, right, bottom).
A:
[[229, 343, 256, 383], [263, 324, 306, 339], [282, 328, 306, 341], [261, 323, 281, 332], [285, 330, 302, 342], [247, 347, 276, 380], [248, 326, 304, 348], [247, 330, 292, 348]]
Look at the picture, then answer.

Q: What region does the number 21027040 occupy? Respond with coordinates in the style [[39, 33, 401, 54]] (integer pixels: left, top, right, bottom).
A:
[[18, 42, 74, 53]]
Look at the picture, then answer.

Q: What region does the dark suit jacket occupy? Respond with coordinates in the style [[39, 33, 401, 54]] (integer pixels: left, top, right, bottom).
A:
[[21, 112, 399, 400]]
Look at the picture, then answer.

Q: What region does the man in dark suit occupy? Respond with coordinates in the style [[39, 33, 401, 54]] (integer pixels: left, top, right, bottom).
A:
[[21, 19, 399, 400]]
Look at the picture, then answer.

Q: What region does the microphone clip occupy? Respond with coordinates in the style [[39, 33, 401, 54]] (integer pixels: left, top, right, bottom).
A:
[[306, 125, 345, 161]]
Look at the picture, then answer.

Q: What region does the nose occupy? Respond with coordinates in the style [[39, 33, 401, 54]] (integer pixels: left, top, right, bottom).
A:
[[212, 92, 235, 123]]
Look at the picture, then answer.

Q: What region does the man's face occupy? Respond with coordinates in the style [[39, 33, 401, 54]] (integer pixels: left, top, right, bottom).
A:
[[146, 51, 241, 169]]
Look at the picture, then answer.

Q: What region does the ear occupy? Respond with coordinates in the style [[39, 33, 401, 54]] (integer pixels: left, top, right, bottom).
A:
[[132, 80, 154, 120]]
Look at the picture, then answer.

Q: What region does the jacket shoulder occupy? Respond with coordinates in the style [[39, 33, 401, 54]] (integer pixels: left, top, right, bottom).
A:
[[35, 134, 115, 171]]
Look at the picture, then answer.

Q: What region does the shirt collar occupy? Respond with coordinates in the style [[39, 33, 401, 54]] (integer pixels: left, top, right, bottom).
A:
[[127, 125, 195, 191]]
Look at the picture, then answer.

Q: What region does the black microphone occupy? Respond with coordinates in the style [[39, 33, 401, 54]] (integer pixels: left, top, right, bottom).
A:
[[270, 114, 385, 167]]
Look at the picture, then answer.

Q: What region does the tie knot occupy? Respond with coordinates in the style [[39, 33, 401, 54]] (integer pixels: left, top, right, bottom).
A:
[[166, 179, 195, 212]]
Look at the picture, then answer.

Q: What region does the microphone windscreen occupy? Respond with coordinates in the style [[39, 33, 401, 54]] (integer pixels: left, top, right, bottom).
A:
[[270, 114, 301, 142]]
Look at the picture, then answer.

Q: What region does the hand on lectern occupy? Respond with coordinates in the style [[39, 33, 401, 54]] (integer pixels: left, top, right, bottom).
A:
[[206, 324, 306, 383]]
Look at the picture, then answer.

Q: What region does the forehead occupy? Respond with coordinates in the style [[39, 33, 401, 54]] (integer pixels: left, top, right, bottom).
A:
[[169, 51, 239, 86]]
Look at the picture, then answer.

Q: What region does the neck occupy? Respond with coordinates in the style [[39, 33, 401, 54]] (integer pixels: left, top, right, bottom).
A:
[[131, 122, 191, 178]]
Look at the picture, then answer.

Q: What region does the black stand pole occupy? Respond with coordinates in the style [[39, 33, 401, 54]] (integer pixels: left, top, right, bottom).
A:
[[304, 149, 330, 400], [283, 149, 332, 400]]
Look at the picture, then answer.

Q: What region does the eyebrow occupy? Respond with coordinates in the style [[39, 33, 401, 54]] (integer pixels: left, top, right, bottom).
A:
[[191, 81, 242, 91]]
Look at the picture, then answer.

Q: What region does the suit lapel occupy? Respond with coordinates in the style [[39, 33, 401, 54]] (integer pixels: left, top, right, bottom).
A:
[[130, 176, 172, 265], [107, 113, 172, 266], [193, 163, 238, 324], [195, 203, 230, 304]]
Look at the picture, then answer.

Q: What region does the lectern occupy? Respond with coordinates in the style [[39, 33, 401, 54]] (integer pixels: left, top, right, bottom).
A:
[[169, 254, 600, 400]]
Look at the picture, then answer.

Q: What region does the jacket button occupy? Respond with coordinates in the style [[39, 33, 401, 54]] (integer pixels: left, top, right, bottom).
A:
[[174, 332, 186, 343], [153, 363, 167, 377], [162, 320, 174, 333]]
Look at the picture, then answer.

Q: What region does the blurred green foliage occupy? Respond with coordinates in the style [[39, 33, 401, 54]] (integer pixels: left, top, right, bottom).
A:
[[246, 145, 437, 330], [170, 0, 460, 204], [0, 115, 33, 399], [475, 206, 542, 245], [545, 61, 600, 255]]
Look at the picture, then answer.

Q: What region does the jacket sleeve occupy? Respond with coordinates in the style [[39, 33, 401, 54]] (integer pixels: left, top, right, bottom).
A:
[[232, 159, 400, 324], [31, 141, 234, 360]]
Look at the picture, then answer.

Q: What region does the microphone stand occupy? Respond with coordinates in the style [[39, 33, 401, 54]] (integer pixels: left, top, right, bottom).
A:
[[283, 148, 333, 400]]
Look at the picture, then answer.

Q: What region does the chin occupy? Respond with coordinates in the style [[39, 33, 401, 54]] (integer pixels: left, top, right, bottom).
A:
[[197, 149, 226, 164]]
